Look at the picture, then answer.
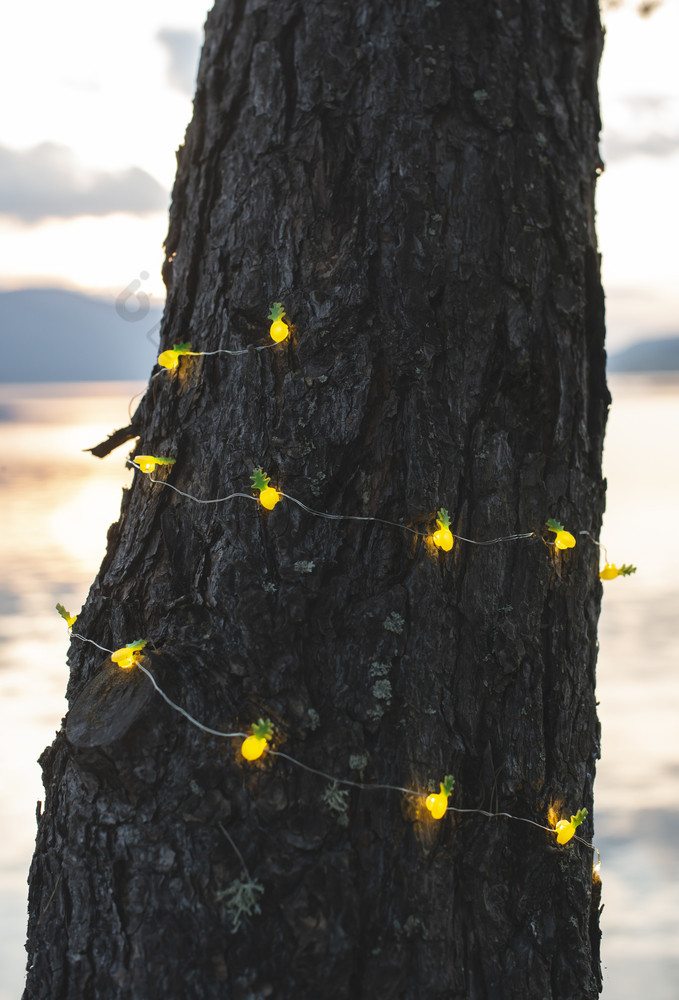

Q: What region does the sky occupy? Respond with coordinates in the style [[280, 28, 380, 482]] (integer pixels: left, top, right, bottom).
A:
[[0, 0, 677, 351]]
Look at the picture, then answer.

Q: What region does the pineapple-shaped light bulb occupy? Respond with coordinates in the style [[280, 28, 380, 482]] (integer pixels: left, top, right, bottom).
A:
[[251, 467, 281, 510], [546, 518, 576, 550], [600, 563, 636, 581], [158, 342, 193, 370], [56, 603, 77, 629], [133, 455, 176, 474], [425, 774, 455, 820], [432, 508, 454, 551], [268, 303, 289, 343], [553, 807, 587, 845], [111, 639, 147, 670], [241, 718, 274, 761]]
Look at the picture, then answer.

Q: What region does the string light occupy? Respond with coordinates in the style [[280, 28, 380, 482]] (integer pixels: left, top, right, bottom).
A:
[[56, 603, 77, 629], [69, 297, 613, 901], [548, 805, 588, 845], [157, 342, 278, 371], [133, 455, 176, 475], [129, 459, 632, 581], [132, 464, 542, 550], [251, 468, 281, 510], [546, 518, 576, 550], [578, 532, 636, 583], [431, 508, 454, 551], [425, 774, 455, 819], [267, 302, 289, 343], [158, 342, 193, 370], [66, 625, 599, 870], [110, 639, 147, 670], [138, 305, 627, 592], [241, 718, 274, 761], [129, 461, 255, 505], [70, 633, 115, 655], [600, 563, 637, 580], [157, 305, 290, 372]]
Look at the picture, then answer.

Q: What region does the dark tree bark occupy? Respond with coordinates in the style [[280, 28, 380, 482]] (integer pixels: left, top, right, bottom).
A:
[[25, 1, 608, 997]]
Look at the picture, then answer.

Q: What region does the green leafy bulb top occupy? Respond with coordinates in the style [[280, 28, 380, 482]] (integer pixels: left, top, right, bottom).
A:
[[436, 508, 451, 530], [440, 774, 455, 797], [56, 603, 77, 627], [251, 468, 271, 492], [124, 639, 148, 653], [251, 718, 274, 740], [570, 807, 588, 829], [267, 303, 285, 323]]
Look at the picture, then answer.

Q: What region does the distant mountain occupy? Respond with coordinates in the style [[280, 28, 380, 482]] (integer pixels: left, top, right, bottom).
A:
[[608, 336, 679, 374], [2, 289, 677, 381], [0, 287, 163, 381]]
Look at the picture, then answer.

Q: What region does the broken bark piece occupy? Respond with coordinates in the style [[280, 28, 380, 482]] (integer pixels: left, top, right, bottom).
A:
[[85, 424, 138, 459], [66, 659, 153, 748]]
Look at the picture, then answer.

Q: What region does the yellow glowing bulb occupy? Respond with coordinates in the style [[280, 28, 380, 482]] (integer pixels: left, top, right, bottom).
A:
[[424, 775, 455, 821], [551, 806, 587, 845], [133, 455, 176, 475], [135, 455, 159, 473], [111, 649, 137, 670], [241, 718, 273, 761], [158, 349, 180, 370], [270, 319, 289, 342], [432, 508, 454, 551], [425, 791, 448, 819], [111, 649, 136, 669], [600, 562, 636, 580], [259, 486, 280, 510], [251, 467, 281, 509], [241, 735, 268, 760], [546, 518, 576, 550], [158, 342, 193, 370], [111, 639, 147, 670], [555, 819, 576, 844], [268, 302, 289, 343], [432, 528, 453, 551]]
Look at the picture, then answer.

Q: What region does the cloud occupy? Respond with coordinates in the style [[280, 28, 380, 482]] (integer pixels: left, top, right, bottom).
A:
[[619, 94, 672, 113], [156, 28, 201, 97], [601, 129, 679, 162], [0, 143, 168, 224]]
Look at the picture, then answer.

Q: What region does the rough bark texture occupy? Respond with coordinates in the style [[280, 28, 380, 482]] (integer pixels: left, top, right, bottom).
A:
[[25, 1, 608, 997]]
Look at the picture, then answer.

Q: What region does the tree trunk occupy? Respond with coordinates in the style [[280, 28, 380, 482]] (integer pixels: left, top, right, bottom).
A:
[[25, 1, 608, 997]]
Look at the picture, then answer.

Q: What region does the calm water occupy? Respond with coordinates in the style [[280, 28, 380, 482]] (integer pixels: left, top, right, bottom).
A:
[[0, 377, 677, 999]]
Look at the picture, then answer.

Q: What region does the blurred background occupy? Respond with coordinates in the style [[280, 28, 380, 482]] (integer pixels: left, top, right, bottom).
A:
[[1, 2, 677, 997]]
